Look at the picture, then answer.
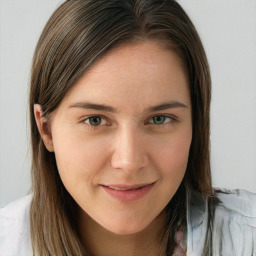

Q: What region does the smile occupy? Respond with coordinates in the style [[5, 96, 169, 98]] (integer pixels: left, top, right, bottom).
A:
[[101, 183, 155, 201]]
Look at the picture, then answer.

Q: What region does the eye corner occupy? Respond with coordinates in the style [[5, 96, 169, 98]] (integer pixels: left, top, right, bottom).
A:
[[146, 114, 177, 126], [82, 115, 113, 129]]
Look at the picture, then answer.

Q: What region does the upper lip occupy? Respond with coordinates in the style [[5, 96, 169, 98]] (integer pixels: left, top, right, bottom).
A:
[[101, 182, 155, 190]]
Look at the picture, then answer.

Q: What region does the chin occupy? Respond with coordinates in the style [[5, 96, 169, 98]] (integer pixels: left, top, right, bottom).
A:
[[102, 220, 150, 236]]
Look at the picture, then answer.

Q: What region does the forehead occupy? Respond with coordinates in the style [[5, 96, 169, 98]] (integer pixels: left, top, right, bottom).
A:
[[61, 41, 190, 111]]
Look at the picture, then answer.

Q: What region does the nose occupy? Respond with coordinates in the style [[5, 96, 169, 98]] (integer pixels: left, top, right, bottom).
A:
[[111, 126, 148, 172]]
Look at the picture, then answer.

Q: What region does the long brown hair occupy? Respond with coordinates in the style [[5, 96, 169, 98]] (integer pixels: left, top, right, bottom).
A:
[[29, 0, 212, 255]]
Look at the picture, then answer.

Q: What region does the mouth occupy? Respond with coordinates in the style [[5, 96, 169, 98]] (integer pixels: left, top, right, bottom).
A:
[[100, 182, 155, 201], [104, 183, 153, 190]]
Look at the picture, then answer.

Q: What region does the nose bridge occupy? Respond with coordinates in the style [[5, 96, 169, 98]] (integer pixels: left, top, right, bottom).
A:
[[111, 124, 148, 172]]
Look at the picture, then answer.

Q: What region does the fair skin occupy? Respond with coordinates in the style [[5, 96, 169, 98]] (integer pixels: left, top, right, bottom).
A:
[[34, 41, 192, 256]]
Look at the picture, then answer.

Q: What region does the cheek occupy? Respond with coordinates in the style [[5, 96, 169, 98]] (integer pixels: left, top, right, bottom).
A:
[[153, 133, 191, 180], [52, 130, 110, 189]]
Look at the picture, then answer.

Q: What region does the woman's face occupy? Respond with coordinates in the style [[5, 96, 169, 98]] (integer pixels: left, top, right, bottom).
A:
[[36, 41, 192, 235]]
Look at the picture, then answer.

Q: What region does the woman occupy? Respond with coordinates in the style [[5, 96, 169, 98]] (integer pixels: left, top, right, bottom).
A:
[[0, 0, 255, 255]]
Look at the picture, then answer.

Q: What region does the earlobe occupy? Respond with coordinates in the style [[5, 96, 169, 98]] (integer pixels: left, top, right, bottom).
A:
[[34, 104, 54, 152]]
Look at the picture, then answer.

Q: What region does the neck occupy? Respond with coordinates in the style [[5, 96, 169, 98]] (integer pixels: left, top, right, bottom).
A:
[[77, 210, 167, 256]]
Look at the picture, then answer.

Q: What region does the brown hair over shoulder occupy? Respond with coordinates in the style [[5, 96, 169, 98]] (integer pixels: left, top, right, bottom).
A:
[[29, 0, 212, 255]]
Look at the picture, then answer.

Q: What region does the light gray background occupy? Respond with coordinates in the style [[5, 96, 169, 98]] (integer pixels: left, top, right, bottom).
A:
[[0, 0, 256, 207]]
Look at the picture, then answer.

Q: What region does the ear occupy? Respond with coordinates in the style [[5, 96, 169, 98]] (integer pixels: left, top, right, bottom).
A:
[[34, 104, 54, 152]]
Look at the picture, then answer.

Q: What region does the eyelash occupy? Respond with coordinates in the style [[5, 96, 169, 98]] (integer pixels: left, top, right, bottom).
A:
[[146, 115, 176, 125], [82, 114, 177, 130]]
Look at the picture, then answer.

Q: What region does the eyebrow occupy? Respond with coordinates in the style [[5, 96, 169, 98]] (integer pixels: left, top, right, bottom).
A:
[[69, 102, 116, 112], [145, 101, 188, 112], [68, 101, 188, 113]]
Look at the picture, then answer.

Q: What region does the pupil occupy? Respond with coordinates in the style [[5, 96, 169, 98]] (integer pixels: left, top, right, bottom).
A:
[[89, 116, 101, 126], [153, 116, 165, 124]]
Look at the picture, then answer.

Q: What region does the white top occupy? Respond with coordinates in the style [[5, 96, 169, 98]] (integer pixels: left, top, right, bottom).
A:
[[0, 189, 256, 256], [187, 188, 256, 255], [0, 194, 32, 256]]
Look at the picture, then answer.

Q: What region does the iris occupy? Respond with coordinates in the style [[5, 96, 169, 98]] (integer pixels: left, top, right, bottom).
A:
[[88, 116, 102, 126], [152, 115, 166, 125]]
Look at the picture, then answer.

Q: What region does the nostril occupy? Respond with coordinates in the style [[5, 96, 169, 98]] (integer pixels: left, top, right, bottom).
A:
[[111, 159, 147, 172]]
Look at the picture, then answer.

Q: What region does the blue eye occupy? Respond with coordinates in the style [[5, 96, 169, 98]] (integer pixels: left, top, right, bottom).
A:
[[152, 115, 166, 124], [149, 115, 173, 125], [85, 116, 107, 126]]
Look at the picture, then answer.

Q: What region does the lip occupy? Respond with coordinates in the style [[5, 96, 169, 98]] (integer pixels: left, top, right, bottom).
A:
[[101, 182, 155, 201]]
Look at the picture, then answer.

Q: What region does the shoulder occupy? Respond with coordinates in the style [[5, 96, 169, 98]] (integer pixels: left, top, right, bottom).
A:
[[0, 194, 33, 256], [212, 188, 256, 255], [186, 187, 256, 256], [213, 188, 256, 226], [214, 188, 256, 217]]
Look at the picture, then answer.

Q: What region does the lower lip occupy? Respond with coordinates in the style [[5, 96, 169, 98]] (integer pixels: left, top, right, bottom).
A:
[[101, 183, 154, 201]]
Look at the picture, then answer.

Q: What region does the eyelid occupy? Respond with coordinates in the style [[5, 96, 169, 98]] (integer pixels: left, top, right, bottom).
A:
[[146, 114, 177, 125], [82, 115, 111, 127]]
